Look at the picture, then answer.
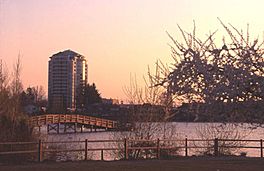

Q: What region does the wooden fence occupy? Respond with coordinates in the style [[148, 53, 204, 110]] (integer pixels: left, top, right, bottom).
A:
[[0, 138, 263, 162]]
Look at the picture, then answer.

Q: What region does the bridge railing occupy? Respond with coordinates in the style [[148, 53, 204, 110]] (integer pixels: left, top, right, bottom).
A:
[[0, 138, 263, 162], [28, 114, 118, 129]]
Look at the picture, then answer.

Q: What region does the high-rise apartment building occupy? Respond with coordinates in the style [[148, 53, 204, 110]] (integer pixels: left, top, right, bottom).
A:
[[48, 50, 88, 112]]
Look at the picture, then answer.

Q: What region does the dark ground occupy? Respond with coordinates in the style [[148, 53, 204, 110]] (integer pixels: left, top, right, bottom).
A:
[[1, 157, 264, 171]]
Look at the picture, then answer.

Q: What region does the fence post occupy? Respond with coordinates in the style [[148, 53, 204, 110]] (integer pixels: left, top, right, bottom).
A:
[[38, 139, 43, 162], [157, 138, 160, 159], [214, 138, 218, 156], [185, 138, 188, 157], [124, 138, 128, 160], [101, 150, 104, 161], [84, 139, 88, 160], [261, 139, 263, 158]]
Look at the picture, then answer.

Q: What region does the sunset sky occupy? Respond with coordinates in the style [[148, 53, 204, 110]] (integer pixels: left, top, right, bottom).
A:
[[1, 0, 264, 100]]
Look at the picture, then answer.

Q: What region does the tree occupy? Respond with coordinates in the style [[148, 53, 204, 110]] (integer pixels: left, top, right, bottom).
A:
[[84, 83, 102, 106], [124, 62, 175, 121], [194, 123, 251, 156], [156, 19, 264, 123], [21, 86, 46, 106], [0, 57, 34, 142], [9, 56, 24, 138], [20, 86, 47, 115], [112, 66, 180, 160], [0, 60, 10, 120]]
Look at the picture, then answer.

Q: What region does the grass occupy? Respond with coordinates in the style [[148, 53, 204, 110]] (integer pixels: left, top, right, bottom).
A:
[[1, 157, 264, 171]]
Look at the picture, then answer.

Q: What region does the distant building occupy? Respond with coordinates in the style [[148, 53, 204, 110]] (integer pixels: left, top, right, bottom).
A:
[[48, 50, 88, 112], [102, 98, 120, 105], [24, 104, 39, 115]]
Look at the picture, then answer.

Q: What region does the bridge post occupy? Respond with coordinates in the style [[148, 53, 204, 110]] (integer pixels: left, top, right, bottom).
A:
[[81, 125, 83, 133], [90, 126, 93, 132], [47, 124, 50, 134], [57, 123, 60, 134], [64, 123, 66, 133], [74, 123, 77, 133]]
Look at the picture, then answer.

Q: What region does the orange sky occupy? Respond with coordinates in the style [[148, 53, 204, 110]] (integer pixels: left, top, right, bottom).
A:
[[1, 0, 264, 101]]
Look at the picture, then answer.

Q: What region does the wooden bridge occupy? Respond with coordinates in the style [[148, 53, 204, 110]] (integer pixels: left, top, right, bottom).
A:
[[29, 114, 118, 133]]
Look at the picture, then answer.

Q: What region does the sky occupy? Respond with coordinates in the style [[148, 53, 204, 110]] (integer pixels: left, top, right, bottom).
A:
[[1, 0, 264, 101]]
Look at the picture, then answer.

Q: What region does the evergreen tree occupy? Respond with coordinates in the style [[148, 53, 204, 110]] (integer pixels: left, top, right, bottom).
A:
[[83, 83, 102, 107]]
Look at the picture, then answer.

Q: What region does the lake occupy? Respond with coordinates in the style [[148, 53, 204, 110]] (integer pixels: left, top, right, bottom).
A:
[[38, 122, 264, 160]]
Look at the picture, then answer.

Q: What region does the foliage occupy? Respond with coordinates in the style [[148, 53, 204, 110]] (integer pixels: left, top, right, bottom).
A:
[[0, 57, 30, 141], [156, 19, 264, 122], [20, 86, 47, 113], [0, 58, 34, 141], [113, 65, 180, 160], [124, 63, 175, 122], [0, 57, 35, 162], [193, 123, 251, 156], [0, 114, 33, 141], [84, 83, 102, 105], [43, 142, 85, 161], [77, 83, 102, 110], [112, 124, 183, 160], [21, 86, 46, 105]]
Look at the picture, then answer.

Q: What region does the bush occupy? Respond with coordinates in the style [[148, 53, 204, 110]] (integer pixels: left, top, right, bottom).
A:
[[0, 114, 36, 163]]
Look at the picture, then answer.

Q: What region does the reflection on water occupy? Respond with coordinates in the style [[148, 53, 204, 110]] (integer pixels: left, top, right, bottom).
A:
[[37, 122, 264, 160]]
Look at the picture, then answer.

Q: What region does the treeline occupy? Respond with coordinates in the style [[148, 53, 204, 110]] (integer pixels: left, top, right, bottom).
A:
[[173, 101, 264, 123]]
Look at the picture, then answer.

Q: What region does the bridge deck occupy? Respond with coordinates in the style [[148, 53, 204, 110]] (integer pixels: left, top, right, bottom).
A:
[[29, 114, 118, 129]]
